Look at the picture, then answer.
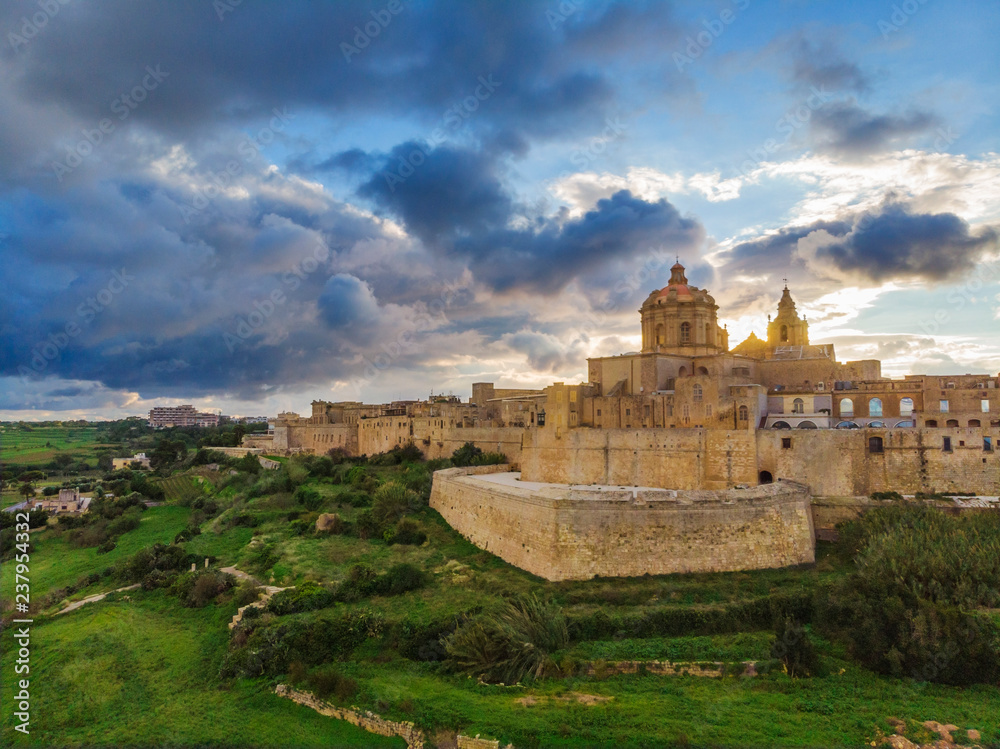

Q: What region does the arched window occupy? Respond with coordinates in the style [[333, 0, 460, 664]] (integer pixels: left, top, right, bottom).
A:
[[678, 366, 688, 378], [840, 398, 854, 416], [693, 384, 703, 402], [792, 398, 804, 414], [697, 366, 709, 375], [869, 398, 883, 417], [680, 322, 691, 343], [925, 419, 938, 427], [969, 419, 981, 427], [705, 322, 712, 345], [655, 324, 665, 346], [780, 324, 788, 342], [946, 419, 959, 427], [797, 421, 817, 429], [900, 397, 914, 416], [772, 421, 791, 429], [738, 405, 749, 421]]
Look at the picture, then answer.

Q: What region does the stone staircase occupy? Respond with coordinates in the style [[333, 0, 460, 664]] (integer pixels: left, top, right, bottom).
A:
[[221, 566, 290, 629]]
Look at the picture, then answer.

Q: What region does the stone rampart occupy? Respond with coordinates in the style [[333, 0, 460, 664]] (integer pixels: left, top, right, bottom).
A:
[[430, 468, 815, 581]]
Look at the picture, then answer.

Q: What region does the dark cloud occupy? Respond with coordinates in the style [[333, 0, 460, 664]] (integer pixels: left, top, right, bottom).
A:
[[358, 142, 512, 245], [810, 101, 939, 157], [712, 204, 998, 313], [786, 35, 869, 94], [816, 204, 998, 282]]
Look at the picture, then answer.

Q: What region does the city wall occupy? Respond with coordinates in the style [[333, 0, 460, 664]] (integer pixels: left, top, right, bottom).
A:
[[519, 428, 759, 490], [429, 467, 815, 581]]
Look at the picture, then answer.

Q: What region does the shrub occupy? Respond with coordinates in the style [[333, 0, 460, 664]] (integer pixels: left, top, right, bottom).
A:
[[266, 581, 334, 616], [770, 617, 822, 677], [307, 666, 358, 703], [384, 518, 427, 546], [372, 481, 420, 525], [107, 511, 141, 537], [173, 570, 236, 608], [294, 486, 324, 511], [870, 490, 904, 501], [817, 505, 1000, 685], [344, 491, 371, 508], [450, 442, 483, 467], [444, 595, 569, 684], [96, 539, 117, 554], [354, 510, 381, 540]]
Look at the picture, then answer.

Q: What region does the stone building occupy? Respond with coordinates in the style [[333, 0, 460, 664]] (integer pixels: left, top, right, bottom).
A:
[[256, 261, 999, 497]]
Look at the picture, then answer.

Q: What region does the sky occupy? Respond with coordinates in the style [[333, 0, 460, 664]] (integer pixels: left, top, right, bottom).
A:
[[1, 0, 999, 421]]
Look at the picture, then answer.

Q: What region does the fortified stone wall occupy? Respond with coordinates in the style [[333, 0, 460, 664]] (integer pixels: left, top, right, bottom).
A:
[[519, 428, 758, 490], [430, 467, 815, 580], [757, 428, 999, 495]]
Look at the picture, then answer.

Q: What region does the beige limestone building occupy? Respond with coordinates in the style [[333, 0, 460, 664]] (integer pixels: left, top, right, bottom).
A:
[[248, 263, 998, 579]]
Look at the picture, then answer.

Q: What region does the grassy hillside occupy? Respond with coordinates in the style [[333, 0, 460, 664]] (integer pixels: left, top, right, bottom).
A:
[[2, 454, 997, 748]]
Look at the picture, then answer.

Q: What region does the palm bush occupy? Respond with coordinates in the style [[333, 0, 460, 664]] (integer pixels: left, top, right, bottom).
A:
[[444, 595, 569, 684]]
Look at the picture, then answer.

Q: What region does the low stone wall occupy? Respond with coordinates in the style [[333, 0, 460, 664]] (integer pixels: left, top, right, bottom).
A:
[[430, 468, 815, 581], [274, 685, 425, 748], [583, 660, 757, 678], [209, 446, 264, 457]]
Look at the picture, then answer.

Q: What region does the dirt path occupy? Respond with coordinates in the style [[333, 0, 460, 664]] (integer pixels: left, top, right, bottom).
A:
[[54, 584, 141, 615]]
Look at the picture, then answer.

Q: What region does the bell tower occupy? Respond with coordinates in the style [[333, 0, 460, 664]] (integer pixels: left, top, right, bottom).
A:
[[766, 282, 809, 347]]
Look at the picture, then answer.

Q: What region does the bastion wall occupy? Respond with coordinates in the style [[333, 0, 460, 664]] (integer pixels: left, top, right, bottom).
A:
[[429, 466, 815, 581]]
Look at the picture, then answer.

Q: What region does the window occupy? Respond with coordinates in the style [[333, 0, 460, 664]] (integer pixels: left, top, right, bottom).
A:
[[840, 398, 854, 416], [983, 399, 991, 413], [667, 404, 674, 417], [780, 324, 788, 342], [644, 405, 650, 419], [683, 404, 690, 418], [943, 437, 952, 452], [969, 419, 981, 427], [655, 324, 665, 346], [680, 322, 691, 343], [705, 322, 712, 344], [984, 437, 993, 452], [900, 397, 914, 416], [706, 404, 712, 417], [596, 409, 601, 417], [781, 437, 792, 449], [926, 419, 938, 427], [792, 398, 804, 414], [940, 400, 949, 412], [693, 384, 703, 402], [869, 398, 883, 417], [816, 382, 826, 391], [738, 405, 749, 421], [625, 408, 631, 416], [868, 436, 884, 453], [946, 419, 959, 427]]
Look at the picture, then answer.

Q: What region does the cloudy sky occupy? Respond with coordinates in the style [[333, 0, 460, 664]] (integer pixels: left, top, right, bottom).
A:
[[1, 0, 999, 420]]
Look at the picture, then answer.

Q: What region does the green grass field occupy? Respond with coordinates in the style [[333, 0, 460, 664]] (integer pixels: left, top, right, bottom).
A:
[[0, 426, 114, 465], [0, 591, 402, 747]]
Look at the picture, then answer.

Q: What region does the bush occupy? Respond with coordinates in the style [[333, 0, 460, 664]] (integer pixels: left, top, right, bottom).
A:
[[354, 510, 381, 540], [173, 570, 236, 608], [372, 481, 420, 525], [294, 486, 324, 511], [445, 595, 569, 684], [344, 491, 371, 508], [770, 618, 822, 677], [384, 518, 427, 546], [817, 505, 1000, 685], [107, 511, 141, 537], [307, 666, 359, 703], [266, 581, 334, 616], [450, 442, 483, 467]]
